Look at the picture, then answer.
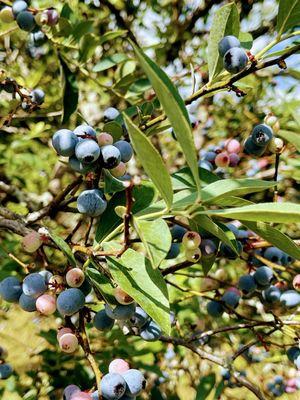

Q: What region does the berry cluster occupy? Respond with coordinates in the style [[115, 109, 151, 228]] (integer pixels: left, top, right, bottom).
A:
[[218, 35, 248, 74], [63, 359, 146, 400], [267, 374, 300, 397], [0, 347, 13, 380], [199, 138, 241, 171]]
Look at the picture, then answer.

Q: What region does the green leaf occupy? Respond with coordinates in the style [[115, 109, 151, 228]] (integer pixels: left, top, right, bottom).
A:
[[196, 373, 216, 400], [242, 221, 300, 260], [103, 170, 127, 194], [278, 129, 300, 151], [276, 0, 300, 36], [207, 3, 240, 80], [59, 56, 79, 124], [130, 41, 201, 194], [85, 262, 118, 306], [93, 54, 129, 72], [79, 33, 98, 62], [171, 166, 219, 191], [124, 114, 173, 209], [106, 249, 171, 334], [99, 30, 127, 45], [134, 218, 172, 268], [201, 251, 218, 275], [49, 232, 76, 267], [202, 202, 300, 223], [202, 179, 276, 204], [72, 21, 93, 41], [239, 32, 253, 50], [102, 121, 124, 141]]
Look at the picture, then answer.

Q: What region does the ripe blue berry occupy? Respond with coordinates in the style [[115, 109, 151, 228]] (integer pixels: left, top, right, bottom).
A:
[[101, 372, 126, 400], [221, 290, 240, 308], [16, 11, 36, 32], [101, 145, 121, 169], [31, 88, 45, 105], [287, 347, 300, 362], [0, 276, 22, 302], [281, 252, 293, 266], [104, 107, 120, 121], [219, 241, 242, 259], [77, 189, 107, 217], [19, 293, 37, 312], [30, 30, 46, 46], [140, 320, 162, 341], [280, 290, 300, 308], [166, 243, 180, 259], [93, 309, 114, 331], [75, 139, 100, 164], [253, 266, 273, 287], [170, 225, 187, 242], [206, 300, 224, 317], [251, 124, 273, 147], [262, 285, 281, 303], [23, 272, 47, 298], [198, 160, 213, 171], [57, 288, 85, 316], [73, 124, 97, 138], [218, 35, 241, 57], [79, 279, 92, 296], [123, 369, 146, 397], [105, 303, 136, 320], [200, 239, 217, 258], [128, 306, 149, 328], [12, 1, 28, 16], [113, 140, 133, 163], [238, 275, 257, 295], [68, 156, 95, 174], [203, 151, 217, 163], [226, 223, 240, 237], [263, 247, 283, 264], [52, 129, 78, 157], [0, 363, 13, 379], [223, 47, 248, 73], [244, 136, 266, 156]]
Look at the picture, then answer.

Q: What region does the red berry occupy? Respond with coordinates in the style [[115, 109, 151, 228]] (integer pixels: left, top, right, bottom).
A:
[[215, 152, 230, 168]]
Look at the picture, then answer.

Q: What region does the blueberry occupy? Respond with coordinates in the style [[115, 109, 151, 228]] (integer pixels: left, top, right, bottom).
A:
[[219, 241, 242, 259], [250, 124, 273, 147], [57, 288, 85, 316], [166, 243, 180, 259], [63, 385, 80, 400], [73, 124, 97, 138], [229, 153, 240, 167], [280, 290, 300, 308], [238, 275, 257, 295], [113, 140, 133, 163], [244, 136, 266, 156], [101, 372, 126, 400], [93, 309, 114, 331], [198, 160, 213, 171], [101, 145, 121, 169], [226, 223, 240, 237], [16, 11, 36, 32], [105, 303, 136, 320], [31, 88, 45, 105], [79, 279, 92, 296], [77, 189, 107, 217], [170, 225, 187, 242], [68, 156, 95, 174], [12, 1, 28, 16], [262, 285, 281, 303], [287, 346, 300, 362], [221, 368, 231, 381], [22, 273, 47, 298], [0, 363, 13, 379], [206, 300, 224, 317], [218, 35, 241, 57], [203, 151, 216, 163], [281, 252, 294, 266], [263, 247, 283, 264], [223, 47, 248, 74], [52, 129, 78, 157], [128, 306, 149, 328], [30, 30, 46, 46], [140, 320, 162, 341], [75, 139, 101, 164], [0, 277, 22, 302], [253, 266, 273, 287], [104, 107, 120, 121], [19, 293, 37, 312], [200, 239, 217, 258], [221, 291, 240, 308], [123, 369, 146, 397]]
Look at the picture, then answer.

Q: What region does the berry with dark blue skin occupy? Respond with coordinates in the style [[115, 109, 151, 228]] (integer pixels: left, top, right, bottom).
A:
[[223, 47, 248, 73], [77, 189, 107, 217], [101, 372, 126, 400], [203, 151, 217, 163], [226, 223, 240, 237], [105, 303, 136, 320], [19, 293, 37, 312], [170, 225, 187, 242], [218, 35, 241, 57], [262, 285, 281, 303], [250, 124, 273, 147], [281, 252, 294, 266], [128, 306, 149, 328], [264, 247, 283, 264], [200, 239, 217, 258], [12, 1, 28, 16], [73, 124, 97, 138], [101, 145, 121, 169], [221, 368, 231, 381], [30, 30, 46, 46], [166, 243, 180, 259], [123, 369, 146, 397], [68, 156, 95, 174], [238, 275, 257, 295], [253, 266, 273, 287], [113, 140, 133, 163], [22, 272, 47, 298], [140, 320, 162, 341], [57, 288, 85, 316], [198, 160, 213, 171], [219, 240, 242, 259], [206, 300, 224, 317], [0, 277, 22, 302], [280, 290, 300, 308], [0, 363, 13, 379], [75, 139, 100, 164], [93, 309, 114, 331], [244, 136, 266, 156], [38, 270, 53, 284], [16, 11, 36, 32], [104, 107, 120, 121], [31, 88, 45, 105], [287, 346, 300, 362], [221, 291, 240, 308], [79, 279, 92, 296], [52, 129, 78, 157]]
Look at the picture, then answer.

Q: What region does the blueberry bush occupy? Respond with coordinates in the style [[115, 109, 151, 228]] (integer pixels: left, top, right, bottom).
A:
[[0, 1, 300, 399]]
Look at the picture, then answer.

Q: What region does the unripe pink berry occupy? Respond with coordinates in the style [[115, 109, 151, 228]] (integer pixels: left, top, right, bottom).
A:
[[108, 358, 130, 374], [111, 162, 126, 178], [229, 153, 240, 167], [66, 268, 85, 288], [71, 392, 92, 400], [182, 231, 201, 250], [46, 9, 59, 26], [57, 327, 73, 341], [185, 248, 202, 263], [293, 275, 300, 291], [21, 231, 42, 253], [63, 385, 80, 399], [225, 139, 241, 154], [215, 152, 230, 168], [36, 294, 57, 315], [97, 132, 113, 146], [114, 287, 134, 305], [59, 333, 78, 353]]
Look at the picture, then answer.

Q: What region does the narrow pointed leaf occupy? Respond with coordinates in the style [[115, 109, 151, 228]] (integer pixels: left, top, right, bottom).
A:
[[276, 0, 300, 36]]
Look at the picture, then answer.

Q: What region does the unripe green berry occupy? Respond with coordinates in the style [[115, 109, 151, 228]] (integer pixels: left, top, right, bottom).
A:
[[182, 231, 201, 250]]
